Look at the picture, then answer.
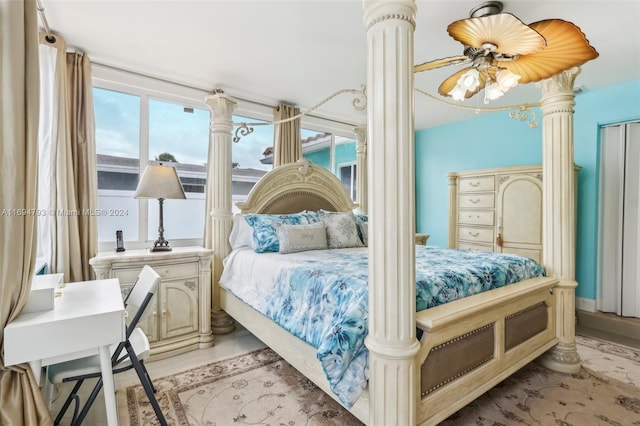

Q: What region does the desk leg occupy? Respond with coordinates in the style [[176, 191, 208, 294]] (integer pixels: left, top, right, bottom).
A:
[[99, 345, 118, 426]]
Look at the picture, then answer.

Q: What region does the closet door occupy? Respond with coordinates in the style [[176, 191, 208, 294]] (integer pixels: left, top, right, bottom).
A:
[[622, 123, 640, 317], [598, 122, 640, 318]]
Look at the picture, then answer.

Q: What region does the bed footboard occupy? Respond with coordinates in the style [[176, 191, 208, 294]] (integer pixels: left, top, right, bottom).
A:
[[415, 276, 558, 425]]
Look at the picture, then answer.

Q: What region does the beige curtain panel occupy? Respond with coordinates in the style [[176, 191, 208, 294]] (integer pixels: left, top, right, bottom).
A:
[[38, 35, 98, 283], [273, 104, 301, 167], [0, 0, 54, 424]]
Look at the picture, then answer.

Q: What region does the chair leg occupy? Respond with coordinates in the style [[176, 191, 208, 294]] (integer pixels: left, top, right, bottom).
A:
[[125, 343, 167, 426], [71, 377, 103, 426], [139, 360, 157, 393], [54, 379, 84, 425]]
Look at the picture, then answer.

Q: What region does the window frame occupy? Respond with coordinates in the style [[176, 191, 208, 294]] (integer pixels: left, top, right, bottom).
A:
[[92, 65, 359, 252]]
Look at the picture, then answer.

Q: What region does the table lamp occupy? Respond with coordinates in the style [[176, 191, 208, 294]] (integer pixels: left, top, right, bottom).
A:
[[134, 163, 186, 251]]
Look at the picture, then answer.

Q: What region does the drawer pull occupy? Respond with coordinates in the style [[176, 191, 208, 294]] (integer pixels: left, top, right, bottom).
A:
[[470, 199, 480, 204], [468, 231, 479, 237], [469, 181, 480, 187], [467, 214, 480, 219]]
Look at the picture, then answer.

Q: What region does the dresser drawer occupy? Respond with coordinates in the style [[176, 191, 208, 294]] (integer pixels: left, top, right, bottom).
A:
[[459, 193, 494, 209], [458, 226, 494, 243], [458, 210, 494, 226], [458, 242, 494, 252], [459, 176, 494, 192]]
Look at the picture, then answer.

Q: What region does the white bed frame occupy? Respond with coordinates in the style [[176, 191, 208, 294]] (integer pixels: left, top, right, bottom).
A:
[[219, 160, 559, 425], [205, 2, 583, 424]]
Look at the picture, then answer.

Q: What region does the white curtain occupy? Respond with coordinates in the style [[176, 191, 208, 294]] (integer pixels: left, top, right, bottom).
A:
[[273, 104, 301, 167], [0, 0, 53, 424], [37, 35, 98, 282]]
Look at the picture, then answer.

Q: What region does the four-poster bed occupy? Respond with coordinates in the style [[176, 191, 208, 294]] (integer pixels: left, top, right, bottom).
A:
[[204, 2, 583, 424]]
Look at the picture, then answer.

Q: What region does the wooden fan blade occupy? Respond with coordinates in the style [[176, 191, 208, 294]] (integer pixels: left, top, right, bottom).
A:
[[494, 19, 600, 84], [414, 55, 470, 73], [448, 13, 546, 55], [438, 67, 489, 99]]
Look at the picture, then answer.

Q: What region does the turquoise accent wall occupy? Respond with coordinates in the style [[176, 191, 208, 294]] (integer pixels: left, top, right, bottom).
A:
[[415, 80, 640, 301]]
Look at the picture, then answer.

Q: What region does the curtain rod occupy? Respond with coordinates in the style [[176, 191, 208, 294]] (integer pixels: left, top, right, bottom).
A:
[[36, 0, 56, 44], [91, 61, 361, 128]]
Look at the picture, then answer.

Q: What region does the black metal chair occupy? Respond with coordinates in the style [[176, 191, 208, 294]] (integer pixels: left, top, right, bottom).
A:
[[47, 265, 167, 426]]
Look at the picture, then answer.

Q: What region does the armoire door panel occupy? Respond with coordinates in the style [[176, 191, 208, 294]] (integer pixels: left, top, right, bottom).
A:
[[498, 176, 542, 246]]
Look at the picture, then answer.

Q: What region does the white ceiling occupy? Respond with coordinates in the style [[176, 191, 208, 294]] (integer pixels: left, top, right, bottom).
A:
[[42, 0, 640, 130]]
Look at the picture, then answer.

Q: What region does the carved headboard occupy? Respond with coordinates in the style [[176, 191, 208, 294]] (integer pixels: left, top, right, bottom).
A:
[[237, 159, 357, 214]]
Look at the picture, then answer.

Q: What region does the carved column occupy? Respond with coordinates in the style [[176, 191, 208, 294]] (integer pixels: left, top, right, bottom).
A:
[[205, 91, 237, 334], [354, 124, 368, 214], [539, 68, 581, 373], [363, 1, 419, 425]]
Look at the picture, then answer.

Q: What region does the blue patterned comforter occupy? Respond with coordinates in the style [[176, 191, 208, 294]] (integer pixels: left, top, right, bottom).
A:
[[220, 246, 545, 407]]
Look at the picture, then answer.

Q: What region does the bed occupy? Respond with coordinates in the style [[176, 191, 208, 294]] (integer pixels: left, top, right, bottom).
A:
[[217, 160, 559, 425], [205, 2, 581, 424]]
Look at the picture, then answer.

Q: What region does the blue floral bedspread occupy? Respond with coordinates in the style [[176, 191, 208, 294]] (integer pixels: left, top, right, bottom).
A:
[[220, 246, 545, 408]]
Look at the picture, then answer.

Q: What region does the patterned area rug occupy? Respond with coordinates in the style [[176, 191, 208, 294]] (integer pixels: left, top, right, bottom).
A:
[[119, 336, 640, 425]]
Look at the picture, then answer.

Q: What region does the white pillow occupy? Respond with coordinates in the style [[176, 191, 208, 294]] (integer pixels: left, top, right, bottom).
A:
[[229, 214, 253, 250], [276, 223, 328, 254], [320, 211, 364, 249]]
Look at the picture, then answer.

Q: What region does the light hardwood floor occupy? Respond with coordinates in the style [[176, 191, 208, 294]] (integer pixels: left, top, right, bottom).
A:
[[48, 325, 266, 425]]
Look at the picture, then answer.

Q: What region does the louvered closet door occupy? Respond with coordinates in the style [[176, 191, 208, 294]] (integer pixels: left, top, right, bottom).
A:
[[598, 122, 640, 318]]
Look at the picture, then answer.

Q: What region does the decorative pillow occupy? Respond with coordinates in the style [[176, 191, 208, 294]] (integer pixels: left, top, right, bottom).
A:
[[355, 213, 368, 223], [357, 220, 369, 246], [244, 212, 318, 253], [229, 214, 253, 249], [354, 213, 368, 246], [276, 223, 328, 254], [320, 211, 365, 249]]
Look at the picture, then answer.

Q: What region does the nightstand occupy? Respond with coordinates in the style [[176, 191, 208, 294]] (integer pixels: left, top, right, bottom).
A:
[[89, 246, 214, 360], [415, 233, 430, 245]]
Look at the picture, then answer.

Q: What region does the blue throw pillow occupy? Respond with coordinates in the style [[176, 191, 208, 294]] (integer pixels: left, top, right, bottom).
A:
[[244, 213, 320, 253]]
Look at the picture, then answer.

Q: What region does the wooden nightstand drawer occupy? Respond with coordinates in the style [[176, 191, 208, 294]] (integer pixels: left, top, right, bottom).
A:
[[113, 261, 199, 284], [459, 193, 494, 209], [458, 226, 493, 243], [458, 210, 494, 226], [459, 176, 494, 192]]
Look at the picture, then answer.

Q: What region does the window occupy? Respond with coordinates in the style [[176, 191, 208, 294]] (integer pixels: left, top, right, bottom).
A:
[[93, 65, 211, 251], [339, 163, 357, 201], [95, 87, 140, 245], [93, 65, 360, 251]]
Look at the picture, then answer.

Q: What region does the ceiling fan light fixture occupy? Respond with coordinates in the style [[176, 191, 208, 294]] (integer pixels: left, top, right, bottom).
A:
[[448, 84, 468, 101], [484, 82, 504, 103], [458, 68, 481, 90], [496, 69, 521, 91]]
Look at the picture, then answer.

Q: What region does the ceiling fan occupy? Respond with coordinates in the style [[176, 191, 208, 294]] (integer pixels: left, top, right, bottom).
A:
[[414, 1, 599, 103]]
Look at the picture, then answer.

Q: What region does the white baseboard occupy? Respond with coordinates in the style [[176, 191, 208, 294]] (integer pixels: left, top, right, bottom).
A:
[[576, 297, 597, 313]]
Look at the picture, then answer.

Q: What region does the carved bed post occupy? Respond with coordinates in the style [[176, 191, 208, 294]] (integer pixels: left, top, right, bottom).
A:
[[205, 91, 237, 335], [363, 1, 419, 425], [354, 124, 367, 214], [539, 68, 582, 373]]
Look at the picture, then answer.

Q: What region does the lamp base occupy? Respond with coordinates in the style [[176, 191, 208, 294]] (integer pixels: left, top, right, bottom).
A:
[[150, 238, 172, 252]]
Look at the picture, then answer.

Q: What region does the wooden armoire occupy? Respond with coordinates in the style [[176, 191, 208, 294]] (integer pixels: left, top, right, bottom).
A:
[[448, 165, 546, 263]]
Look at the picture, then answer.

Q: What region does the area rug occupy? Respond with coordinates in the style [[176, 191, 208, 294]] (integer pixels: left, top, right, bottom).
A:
[[120, 337, 640, 425]]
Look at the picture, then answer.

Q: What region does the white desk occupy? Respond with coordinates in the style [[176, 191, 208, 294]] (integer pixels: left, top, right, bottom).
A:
[[4, 278, 125, 426]]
